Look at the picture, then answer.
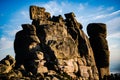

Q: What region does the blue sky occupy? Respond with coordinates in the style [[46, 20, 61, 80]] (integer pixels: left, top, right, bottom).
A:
[[0, 0, 120, 73]]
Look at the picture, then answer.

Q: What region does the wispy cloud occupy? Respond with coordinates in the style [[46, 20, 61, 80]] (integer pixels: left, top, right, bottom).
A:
[[109, 10, 120, 17], [20, 11, 29, 19], [42, 1, 63, 16], [106, 17, 120, 34], [94, 10, 120, 20], [109, 44, 120, 63], [10, 10, 31, 24], [75, 6, 118, 25], [0, 8, 31, 56], [108, 32, 120, 39], [0, 37, 13, 51], [97, 6, 114, 12], [107, 17, 120, 70], [5, 29, 19, 37]]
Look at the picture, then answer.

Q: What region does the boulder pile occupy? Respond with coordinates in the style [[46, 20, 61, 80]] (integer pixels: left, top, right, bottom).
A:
[[0, 5, 110, 80]]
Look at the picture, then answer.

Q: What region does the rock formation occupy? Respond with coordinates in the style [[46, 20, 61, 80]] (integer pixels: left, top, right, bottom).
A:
[[14, 24, 40, 70], [87, 23, 110, 79], [0, 55, 15, 74], [0, 5, 110, 80]]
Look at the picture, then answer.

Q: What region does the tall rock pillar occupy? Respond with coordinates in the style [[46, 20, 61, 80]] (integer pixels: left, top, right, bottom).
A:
[[87, 23, 110, 79]]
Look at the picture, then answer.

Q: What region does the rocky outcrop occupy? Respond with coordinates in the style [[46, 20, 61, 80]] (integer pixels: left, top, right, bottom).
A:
[[0, 55, 15, 74], [14, 24, 40, 69], [30, 5, 99, 79], [0, 5, 110, 80], [87, 23, 110, 79]]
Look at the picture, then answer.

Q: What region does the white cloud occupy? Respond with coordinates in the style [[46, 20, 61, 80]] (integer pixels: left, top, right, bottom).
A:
[[42, 1, 63, 16], [94, 10, 120, 20], [110, 46, 120, 63], [37, 1, 88, 17], [1, 37, 6, 41], [5, 29, 19, 37], [0, 37, 13, 51], [109, 10, 120, 16], [108, 36, 120, 71], [107, 17, 120, 27], [94, 15, 106, 19], [0, 24, 22, 40], [20, 11, 29, 19], [106, 17, 120, 34], [75, 7, 119, 27], [108, 32, 120, 39], [12, 12, 31, 24], [106, 17, 120, 67]]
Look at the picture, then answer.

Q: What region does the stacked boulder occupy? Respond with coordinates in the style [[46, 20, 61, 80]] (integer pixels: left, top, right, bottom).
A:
[[14, 24, 49, 75], [28, 5, 99, 79], [0, 55, 15, 74], [87, 23, 110, 79], [0, 5, 108, 80]]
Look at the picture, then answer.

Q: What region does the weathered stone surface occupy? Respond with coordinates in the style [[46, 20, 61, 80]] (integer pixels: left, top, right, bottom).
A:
[[30, 5, 51, 20], [58, 59, 78, 73], [79, 66, 93, 78], [0, 55, 15, 74], [87, 23, 107, 38], [14, 24, 40, 70], [24, 59, 48, 74], [0, 5, 111, 80], [43, 24, 79, 59], [30, 6, 99, 79], [87, 23, 110, 79]]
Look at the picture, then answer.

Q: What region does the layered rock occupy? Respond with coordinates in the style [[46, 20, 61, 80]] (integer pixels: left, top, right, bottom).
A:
[[29, 5, 99, 79], [0, 5, 111, 80], [14, 24, 40, 68], [14, 24, 49, 75], [87, 23, 110, 79]]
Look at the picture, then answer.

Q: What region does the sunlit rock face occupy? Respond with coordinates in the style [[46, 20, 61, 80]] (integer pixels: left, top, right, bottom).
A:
[[29, 5, 99, 79], [0, 5, 110, 80], [0, 55, 15, 74]]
